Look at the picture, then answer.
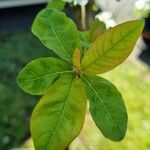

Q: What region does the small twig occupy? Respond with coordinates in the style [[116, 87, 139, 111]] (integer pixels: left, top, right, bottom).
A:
[[81, 5, 86, 30], [85, 0, 94, 29], [72, 0, 94, 30]]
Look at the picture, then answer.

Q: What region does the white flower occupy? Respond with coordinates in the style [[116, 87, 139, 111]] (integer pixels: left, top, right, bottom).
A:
[[135, 0, 150, 10], [74, 0, 88, 5], [62, 0, 89, 6]]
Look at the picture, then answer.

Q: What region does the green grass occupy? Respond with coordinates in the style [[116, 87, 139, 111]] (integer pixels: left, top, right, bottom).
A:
[[20, 59, 150, 150], [0, 31, 55, 150]]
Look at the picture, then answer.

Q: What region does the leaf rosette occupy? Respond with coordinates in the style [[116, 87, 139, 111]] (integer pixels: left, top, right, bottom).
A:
[[17, 8, 144, 150]]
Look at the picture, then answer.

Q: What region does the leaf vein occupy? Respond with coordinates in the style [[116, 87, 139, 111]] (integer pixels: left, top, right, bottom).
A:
[[83, 76, 123, 137], [48, 17, 72, 61], [20, 71, 72, 81], [82, 22, 141, 70], [46, 78, 74, 149]]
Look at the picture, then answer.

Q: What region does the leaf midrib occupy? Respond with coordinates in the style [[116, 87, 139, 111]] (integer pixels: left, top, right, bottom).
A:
[[46, 77, 74, 149], [20, 71, 72, 81], [82, 22, 141, 70], [83, 76, 123, 138], [48, 16, 72, 61]]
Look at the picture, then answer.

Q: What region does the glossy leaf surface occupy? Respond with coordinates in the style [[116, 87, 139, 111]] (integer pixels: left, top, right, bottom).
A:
[[32, 8, 80, 63], [81, 20, 144, 75], [31, 75, 87, 150], [82, 75, 128, 141], [17, 57, 71, 95]]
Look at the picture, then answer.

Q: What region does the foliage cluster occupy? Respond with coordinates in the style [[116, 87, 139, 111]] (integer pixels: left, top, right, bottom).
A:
[[17, 6, 143, 150]]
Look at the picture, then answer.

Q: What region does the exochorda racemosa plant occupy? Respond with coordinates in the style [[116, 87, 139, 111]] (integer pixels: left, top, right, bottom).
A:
[[17, 7, 144, 150]]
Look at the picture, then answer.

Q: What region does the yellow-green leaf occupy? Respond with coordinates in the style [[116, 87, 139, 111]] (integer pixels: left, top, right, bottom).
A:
[[73, 48, 81, 69], [81, 20, 144, 75], [31, 75, 87, 150]]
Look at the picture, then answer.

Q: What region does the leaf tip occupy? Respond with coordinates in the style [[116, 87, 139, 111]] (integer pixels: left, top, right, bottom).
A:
[[136, 19, 144, 29], [130, 19, 144, 33]]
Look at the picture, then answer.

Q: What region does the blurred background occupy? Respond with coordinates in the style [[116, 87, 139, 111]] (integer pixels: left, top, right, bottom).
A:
[[0, 0, 150, 150]]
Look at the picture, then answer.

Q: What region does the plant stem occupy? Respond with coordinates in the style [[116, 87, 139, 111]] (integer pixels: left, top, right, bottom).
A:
[[81, 5, 86, 30], [71, 0, 94, 30], [85, 0, 94, 29]]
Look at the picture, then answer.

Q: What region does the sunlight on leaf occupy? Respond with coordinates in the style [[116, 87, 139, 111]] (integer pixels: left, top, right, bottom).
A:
[[31, 75, 87, 150], [81, 20, 144, 75]]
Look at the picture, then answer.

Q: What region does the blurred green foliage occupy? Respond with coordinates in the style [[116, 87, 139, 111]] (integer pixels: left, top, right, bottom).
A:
[[0, 31, 55, 150]]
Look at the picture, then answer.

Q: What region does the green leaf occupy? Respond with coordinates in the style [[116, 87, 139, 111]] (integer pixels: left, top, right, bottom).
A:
[[32, 8, 81, 63], [82, 75, 128, 141], [31, 75, 87, 150], [81, 20, 144, 75], [17, 57, 71, 95], [79, 31, 90, 50], [47, 0, 65, 10], [89, 19, 106, 42]]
